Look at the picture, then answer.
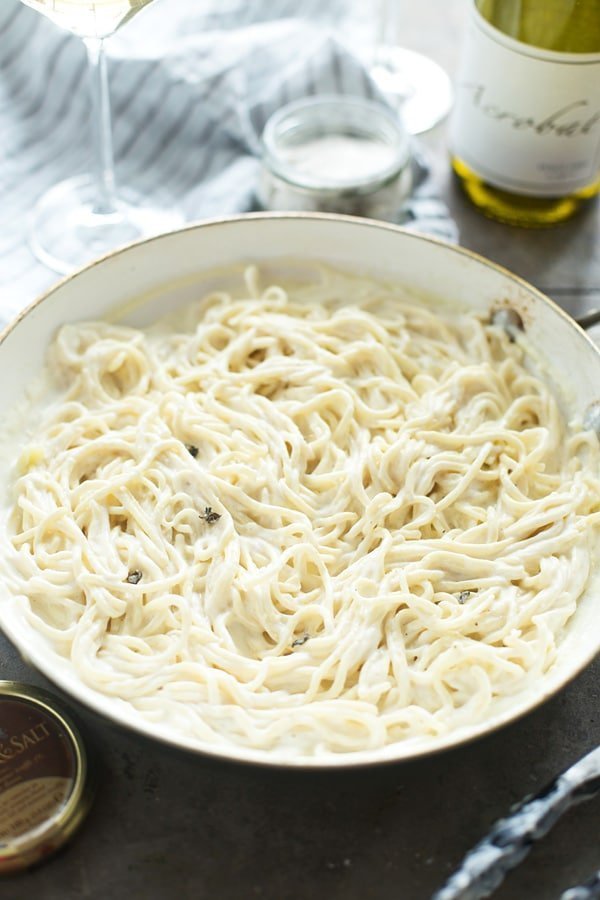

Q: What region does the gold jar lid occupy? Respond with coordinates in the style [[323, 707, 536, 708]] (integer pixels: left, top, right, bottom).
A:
[[0, 681, 93, 874]]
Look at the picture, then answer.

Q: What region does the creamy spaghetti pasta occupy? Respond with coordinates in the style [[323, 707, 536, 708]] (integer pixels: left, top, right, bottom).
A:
[[3, 266, 600, 756]]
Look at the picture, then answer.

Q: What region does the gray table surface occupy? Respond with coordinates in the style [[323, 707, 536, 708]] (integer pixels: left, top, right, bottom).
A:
[[2, 3, 599, 899]]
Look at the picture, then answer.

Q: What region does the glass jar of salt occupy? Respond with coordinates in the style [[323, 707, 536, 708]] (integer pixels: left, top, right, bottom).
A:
[[258, 96, 412, 221]]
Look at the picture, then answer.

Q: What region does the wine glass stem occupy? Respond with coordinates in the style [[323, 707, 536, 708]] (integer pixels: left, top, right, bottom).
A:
[[377, 0, 400, 54], [84, 38, 118, 216]]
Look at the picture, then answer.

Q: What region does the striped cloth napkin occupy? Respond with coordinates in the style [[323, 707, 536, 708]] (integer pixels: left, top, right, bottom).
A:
[[0, 0, 457, 325]]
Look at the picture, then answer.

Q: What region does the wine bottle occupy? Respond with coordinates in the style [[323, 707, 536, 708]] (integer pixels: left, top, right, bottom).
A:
[[451, 0, 600, 227]]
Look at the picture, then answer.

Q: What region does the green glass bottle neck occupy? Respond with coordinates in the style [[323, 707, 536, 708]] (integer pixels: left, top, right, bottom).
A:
[[475, 0, 600, 53]]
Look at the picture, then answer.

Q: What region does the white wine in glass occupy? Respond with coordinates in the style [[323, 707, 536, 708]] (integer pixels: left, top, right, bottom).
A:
[[19, 0, 154, 38], [19, 0, 181, 273]]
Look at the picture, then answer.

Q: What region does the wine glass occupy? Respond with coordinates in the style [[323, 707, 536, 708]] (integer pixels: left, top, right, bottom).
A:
[[18, 0, 182, 274], [370, 0, 453, 135]]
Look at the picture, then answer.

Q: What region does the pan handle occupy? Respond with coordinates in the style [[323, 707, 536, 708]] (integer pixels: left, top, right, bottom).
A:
[[575, 310, 600, 331]]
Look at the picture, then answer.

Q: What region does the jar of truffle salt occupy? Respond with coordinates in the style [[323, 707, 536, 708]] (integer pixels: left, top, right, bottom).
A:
[[0, 682, 93, 874], [258, 96, 412, 221]]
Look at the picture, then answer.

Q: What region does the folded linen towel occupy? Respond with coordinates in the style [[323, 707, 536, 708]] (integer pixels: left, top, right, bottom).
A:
[[0, 0, 457, 324]]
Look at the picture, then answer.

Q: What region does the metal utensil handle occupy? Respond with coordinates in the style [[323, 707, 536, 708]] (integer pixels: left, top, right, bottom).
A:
[[432, 746, 600, 900]]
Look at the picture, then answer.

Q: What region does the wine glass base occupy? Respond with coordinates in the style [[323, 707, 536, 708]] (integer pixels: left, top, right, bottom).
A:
[[29, 175, 183, 275], [370, 48, 453, 135]]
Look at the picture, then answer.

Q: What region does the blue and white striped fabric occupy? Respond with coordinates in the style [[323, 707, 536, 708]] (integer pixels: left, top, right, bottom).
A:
[[0, 0, 457, 325]]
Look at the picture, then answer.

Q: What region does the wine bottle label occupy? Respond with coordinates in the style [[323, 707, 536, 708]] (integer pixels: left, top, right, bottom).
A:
[[451, 6, 600, 197]]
